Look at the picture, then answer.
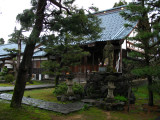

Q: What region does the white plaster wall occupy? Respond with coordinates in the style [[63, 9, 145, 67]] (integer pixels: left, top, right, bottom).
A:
[[5, 60, 13, 63], [4, 64, 13, 68], [122, 40, 126, 49], [32, 57, 48, 61]]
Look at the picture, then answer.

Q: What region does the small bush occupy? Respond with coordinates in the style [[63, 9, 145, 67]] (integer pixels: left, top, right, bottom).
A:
[[0, 72, 2, 76], [53, 83, 84, 96], [4, 74, 14, 83], [53, 83, 68, 96], [115, 95, 127, 102], [1, 67, 8, 76], [82, 104, 89, 111], [73, 83, 84, 95]]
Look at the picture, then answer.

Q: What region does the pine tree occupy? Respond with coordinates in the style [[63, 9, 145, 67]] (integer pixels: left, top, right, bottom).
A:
[[121, 0, 160, 106], [10, 0, 102, 108], [8, 27, 27, 44], [42, 44, 89, 86], [41, 7, 102, 86], [0, 38, 5, 44], [113, 0, 127, 7]]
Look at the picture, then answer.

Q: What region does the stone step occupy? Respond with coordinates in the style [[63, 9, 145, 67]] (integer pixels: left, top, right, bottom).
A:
[[81, 99, 96, 105], [0, 93, 85, 114]]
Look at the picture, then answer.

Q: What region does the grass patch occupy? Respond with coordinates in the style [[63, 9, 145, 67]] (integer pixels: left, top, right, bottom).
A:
[[0, 98, 159, 120], [133, 84, 160, 105], [26, 80, 53, 85], [111, 111, 159, 120], [0, 80, 53, 87], [0, 99, 108, 120], [78, 107, 108, 120], [1, 83, 160, 120], [0, 99, 57, 120], [0, 83, 13, 87], [24, 88, 58, 103]]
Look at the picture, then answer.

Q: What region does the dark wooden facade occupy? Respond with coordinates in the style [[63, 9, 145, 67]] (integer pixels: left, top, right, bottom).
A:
[[70, 40, 123, 75]]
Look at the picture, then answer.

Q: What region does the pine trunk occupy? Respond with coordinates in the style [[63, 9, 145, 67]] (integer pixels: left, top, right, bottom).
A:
[[55, 75, 59, 86], [148, 75, 154, 106], [10, 0, 47, 108], [10, 44, 36, 108]]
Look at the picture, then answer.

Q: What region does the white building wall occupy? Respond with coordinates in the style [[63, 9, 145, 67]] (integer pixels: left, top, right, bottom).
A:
[[4, 64, 13, 69], [122, 40, 126, 49]]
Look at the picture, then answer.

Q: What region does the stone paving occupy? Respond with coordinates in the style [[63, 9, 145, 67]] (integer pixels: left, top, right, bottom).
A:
[[0, 84, 54, 92], [0, 93, 85, 114]]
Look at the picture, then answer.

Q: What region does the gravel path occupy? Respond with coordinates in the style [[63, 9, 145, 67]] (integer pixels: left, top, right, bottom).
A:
[[0, 84, 54, 92]]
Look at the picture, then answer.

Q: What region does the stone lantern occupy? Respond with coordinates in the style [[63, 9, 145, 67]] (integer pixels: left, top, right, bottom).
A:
[[105, 74, 117, 102], [107, 81, 116, 99], [66, 73, 74, 96]]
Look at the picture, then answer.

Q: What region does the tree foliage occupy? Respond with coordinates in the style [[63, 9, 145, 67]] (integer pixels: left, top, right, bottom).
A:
[[10, 0, 102, 107], [121, 0, 160, 106], [113, 0, 127, 7], [8, 27, 27, 44], [0, 38, 5, 44], [40, 2, 102, 86]]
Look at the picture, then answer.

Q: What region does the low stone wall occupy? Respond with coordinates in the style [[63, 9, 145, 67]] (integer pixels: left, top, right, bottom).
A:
[[84, 72, 136, 104]]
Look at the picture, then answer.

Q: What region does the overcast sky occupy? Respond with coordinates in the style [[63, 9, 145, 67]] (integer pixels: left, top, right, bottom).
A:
[[0, 0, 132, 43]]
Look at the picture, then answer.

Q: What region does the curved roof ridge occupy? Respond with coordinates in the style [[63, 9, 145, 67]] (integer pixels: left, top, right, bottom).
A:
[[93, 5, 127, 15]]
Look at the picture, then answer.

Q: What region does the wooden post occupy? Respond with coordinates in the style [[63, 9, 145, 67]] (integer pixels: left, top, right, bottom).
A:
[[92, 51, 95, 71]]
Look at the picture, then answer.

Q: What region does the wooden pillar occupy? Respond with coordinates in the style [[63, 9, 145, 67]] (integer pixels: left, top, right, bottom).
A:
[[84, 56, 87, 77], [92, 51, 95, 71], [120, 44, 122, 72]]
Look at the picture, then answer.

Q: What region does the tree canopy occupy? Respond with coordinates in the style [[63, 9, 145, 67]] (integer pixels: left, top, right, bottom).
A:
[[113, 0, 127, 7], [8, 27, 27, 44], [0, 38, 5, 44], [121, 0, 160, 106], [10, 0, 102, 108], [40, 1, 102, 86]]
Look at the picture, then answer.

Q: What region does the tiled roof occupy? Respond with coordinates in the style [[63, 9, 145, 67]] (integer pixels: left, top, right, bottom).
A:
[[0, 43, 26, 56], [93, 5, 137, 42], [0, 55, 10, 59], [0, 43, 46, 59], [33, 50, 47, 57], [0, 5, 137, 58]]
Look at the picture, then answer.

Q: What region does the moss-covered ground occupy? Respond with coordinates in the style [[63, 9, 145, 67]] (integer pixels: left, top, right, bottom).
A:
[[0, 84, 160, 120], [0, 80, 53, 87]]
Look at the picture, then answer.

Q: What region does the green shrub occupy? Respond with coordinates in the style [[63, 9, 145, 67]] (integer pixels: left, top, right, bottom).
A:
[[0, 72, 2, 76], [1, 67, 8, 76], [150, 80, 160, 95], [4, 74, 14, 83], [53, 83, 68, 96], [115, 95, 127, 102], [53, 83, 84, 96], [73, 83, 84, 95], [82, 104, 89, 111]]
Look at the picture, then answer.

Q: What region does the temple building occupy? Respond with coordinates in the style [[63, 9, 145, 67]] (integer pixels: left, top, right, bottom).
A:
[[0, 5, 138, 80]]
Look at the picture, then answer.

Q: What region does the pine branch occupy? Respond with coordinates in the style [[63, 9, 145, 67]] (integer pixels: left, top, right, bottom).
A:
[[49, 0, 71, 15]]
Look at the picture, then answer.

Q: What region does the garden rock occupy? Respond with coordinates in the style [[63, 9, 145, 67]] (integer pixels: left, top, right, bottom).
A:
[[0, 93, 85, 114], [60, 95, 68, 102], [84, 72, 136, 104]]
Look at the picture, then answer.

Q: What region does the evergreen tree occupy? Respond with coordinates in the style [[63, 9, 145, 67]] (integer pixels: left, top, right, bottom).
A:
[[42, 40, 90, 86], [113, 0, 127, 7], [41, 7, 101, 86], [8, 27, 27, 44], [121, 0, 160, 106], [0, 38, 5, 44], [10, 0, 102, 108]]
